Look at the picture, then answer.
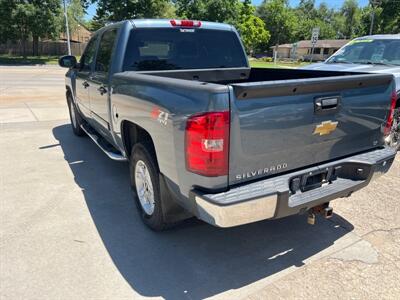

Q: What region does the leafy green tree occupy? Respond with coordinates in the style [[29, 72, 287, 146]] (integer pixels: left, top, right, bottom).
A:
[[332, 12, 347, 39], [0, 0, 61, 57], [377, 0, 400, 33], [30, 0, 62, 56], [361, 0, 400, 35], [341, 0, 362, 38], [62, 0, 86, 36], [235, 0, 270, 54], [160, 1, 177, 19], [257, 0, 297, 49], [0, 1, 16, 43], [175, 0, 241, 23], [11, 2, 36, 57], [293, 1, 337, 40], [91, 0, 171, 30]]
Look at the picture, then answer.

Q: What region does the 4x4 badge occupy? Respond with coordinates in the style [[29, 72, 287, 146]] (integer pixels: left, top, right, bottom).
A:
[[313, 120, 338, 136]]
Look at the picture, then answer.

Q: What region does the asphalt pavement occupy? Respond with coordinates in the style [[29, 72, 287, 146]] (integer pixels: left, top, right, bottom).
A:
[[0, 66, 399, 300]]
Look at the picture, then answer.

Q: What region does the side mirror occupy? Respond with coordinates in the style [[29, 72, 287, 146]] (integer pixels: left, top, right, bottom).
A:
[[59, 55, 77, 68]]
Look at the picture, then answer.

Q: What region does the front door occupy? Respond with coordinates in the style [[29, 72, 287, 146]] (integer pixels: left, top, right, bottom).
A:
[[89, 28, 118, 134], [75, 35, 98, 117]]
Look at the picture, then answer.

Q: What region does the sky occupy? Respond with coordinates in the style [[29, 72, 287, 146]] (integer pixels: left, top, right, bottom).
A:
[[84, 0, 370, 20]]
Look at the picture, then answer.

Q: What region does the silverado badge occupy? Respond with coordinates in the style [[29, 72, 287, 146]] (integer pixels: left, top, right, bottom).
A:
[[313, 120, 338, 136]]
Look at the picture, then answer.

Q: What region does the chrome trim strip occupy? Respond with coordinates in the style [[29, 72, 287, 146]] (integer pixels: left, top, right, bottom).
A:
[[90, 111, 110, 130], [80, 124, 127, 161]]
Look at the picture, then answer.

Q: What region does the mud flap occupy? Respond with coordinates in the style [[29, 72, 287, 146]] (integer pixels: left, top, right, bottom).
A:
[[159, 174, 192, 224]]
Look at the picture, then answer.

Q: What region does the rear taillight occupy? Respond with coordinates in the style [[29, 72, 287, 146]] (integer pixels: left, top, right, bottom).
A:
[[384, 91, 397, 136], [170, 19, 202, 27], [185, 111, 230, 177]]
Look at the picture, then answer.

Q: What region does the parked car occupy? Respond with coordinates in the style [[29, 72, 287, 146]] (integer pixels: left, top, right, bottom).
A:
[[59, 20, 397, 230], [302, 34, 400, 149]]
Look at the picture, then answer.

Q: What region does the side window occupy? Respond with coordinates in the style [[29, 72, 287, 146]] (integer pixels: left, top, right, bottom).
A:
[[95, 29, 117, 74], [80, 36, 97, 71]]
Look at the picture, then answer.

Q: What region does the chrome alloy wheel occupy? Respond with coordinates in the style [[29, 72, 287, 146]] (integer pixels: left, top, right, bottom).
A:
[[70, 100, 77, 129], [135, 160, 155, 215]]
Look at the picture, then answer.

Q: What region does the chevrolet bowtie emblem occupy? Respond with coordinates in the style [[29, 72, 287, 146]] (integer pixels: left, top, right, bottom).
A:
[[313, 121, 338, 136]]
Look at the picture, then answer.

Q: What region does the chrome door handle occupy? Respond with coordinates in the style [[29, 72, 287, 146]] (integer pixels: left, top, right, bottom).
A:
[[98, 86, 107, 95]]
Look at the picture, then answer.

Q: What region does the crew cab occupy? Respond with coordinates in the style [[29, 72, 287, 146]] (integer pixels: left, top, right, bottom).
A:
[[59, 19, 397, 230]]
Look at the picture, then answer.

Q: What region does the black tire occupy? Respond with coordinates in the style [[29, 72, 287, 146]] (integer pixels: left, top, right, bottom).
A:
[[67, 93, 85, 136], [130, 142, 169, 231]]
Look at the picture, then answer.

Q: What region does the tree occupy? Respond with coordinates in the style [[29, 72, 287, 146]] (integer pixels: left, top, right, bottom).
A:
[[175, 0, 241, 24], [0, 0, 17, 43], [377, 0, 400, 33], [361, 0, 400, 35], [11, 2, 36, 57], [257, 0, 297, 50], [29, 0, 62, 56], [293, 1, 338, 40], [341, 0, 362, 38], [235, 0, 270, 54], [160, 1, 177, 19], [0, 0, 61, 57], [63, 0, 86, 36], [92, 0, 172, 30], [174, 0, 270, 53]]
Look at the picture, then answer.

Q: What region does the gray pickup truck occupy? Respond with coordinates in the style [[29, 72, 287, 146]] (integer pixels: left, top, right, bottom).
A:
[[59, 19, 397, 230]]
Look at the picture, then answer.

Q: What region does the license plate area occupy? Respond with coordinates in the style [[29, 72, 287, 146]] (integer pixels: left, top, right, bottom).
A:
[[302, 171, 328, 192], [289, 162, 372, 195], [290, 169, 332, 194]]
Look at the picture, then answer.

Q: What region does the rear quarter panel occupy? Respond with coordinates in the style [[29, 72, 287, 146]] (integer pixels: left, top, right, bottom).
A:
[[110, 72, 230, 198]]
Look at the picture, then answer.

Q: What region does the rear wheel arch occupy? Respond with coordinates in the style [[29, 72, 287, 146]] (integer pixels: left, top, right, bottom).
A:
[[66, 86, 72, 98], [121, 121, 158, 167], [122, 120, 192, 228]]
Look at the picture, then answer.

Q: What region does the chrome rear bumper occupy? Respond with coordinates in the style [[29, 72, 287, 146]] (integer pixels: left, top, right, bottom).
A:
[[193, 147, 396, 227], [195, 194, 277, 227]]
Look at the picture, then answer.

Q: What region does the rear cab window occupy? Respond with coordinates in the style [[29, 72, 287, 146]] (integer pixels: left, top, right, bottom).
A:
[[123, 28, 247, 71]]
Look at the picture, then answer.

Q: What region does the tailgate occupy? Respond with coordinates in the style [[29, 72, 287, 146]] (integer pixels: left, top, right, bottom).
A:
[[228, 73, 394, 185]]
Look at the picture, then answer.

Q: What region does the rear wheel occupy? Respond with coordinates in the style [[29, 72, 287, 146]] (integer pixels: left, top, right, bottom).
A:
[[130, 142, 169, 230], [67, 93, 85, 136]]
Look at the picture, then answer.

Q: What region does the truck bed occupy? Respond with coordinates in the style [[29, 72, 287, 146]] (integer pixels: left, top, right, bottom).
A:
[[137, 67, 361, 84], [130, 67, 394, 185]]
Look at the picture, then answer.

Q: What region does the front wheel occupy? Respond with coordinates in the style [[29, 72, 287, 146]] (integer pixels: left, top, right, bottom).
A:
[[130, 143, 169, 230], [67, 94, 85, 136]]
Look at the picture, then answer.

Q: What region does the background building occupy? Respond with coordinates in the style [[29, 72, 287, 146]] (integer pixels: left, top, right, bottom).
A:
[[272, 39, 350, 61]]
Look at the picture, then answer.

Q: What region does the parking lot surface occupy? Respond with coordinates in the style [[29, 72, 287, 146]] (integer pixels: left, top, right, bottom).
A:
[[1, 66, 399, 300]]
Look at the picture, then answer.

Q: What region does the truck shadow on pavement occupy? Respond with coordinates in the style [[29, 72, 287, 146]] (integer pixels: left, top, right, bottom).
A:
[[53, 124, 354, 300]]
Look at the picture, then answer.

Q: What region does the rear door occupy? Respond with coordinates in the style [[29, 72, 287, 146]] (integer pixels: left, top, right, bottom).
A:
[[89, 28, 118, 135], [228, 74, 394, 185], [75, 35, 98, 116]]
